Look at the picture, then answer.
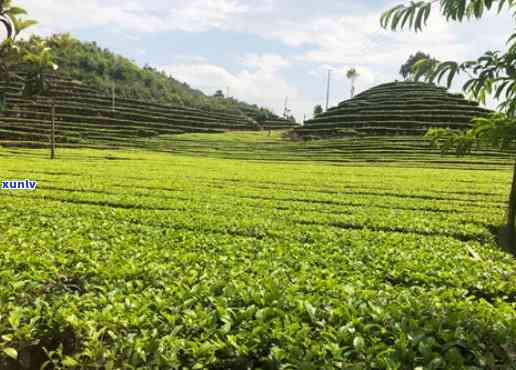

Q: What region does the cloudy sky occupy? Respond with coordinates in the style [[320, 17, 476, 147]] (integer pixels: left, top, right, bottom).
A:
[[18, 0, 514, 121]]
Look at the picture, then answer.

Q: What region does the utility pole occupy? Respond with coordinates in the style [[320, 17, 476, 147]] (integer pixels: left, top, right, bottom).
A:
[[112, 81, 116, 112], [283, 96, 289, 118], [50, 99, 55, 160], [226, 86, 230, 99], [325, 69, 331, 111]]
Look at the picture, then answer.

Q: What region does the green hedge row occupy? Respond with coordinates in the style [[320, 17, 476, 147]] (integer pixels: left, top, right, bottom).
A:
[[7, 101, 255, 128], [4, 108, 255, 130], [300, 120, 471, 130], [6, 94, 255, 125], [309, 114, 476, 124]]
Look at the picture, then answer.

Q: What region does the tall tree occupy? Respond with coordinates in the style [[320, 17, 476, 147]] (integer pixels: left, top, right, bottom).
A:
[[381, 0, 516, 114], [0, 2, 58, 159], [213, 89, 224, 98], [313, 104, 323, 117], [381, 0, 516, 252], [22, 40, 59, 159], [400, 51, 438, 80], [346, 68, 359, 98]]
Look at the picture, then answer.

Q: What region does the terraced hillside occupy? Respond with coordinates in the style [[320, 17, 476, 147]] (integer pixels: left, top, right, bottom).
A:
[[0, 77, 260, 148], [296, 81, 492, 138], [13, 34, 279, 118]]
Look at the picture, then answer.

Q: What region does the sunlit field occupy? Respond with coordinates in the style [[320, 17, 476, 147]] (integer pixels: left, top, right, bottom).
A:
[[1, 134, 515, 369]]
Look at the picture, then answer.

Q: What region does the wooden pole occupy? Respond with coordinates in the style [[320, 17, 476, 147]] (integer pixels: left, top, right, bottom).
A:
[[506, 159, 516, 253], [112, 82, 116, 112], [50, 100, 56, 160]]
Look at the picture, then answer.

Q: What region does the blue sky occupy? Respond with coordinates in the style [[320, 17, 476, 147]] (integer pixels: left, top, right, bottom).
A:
[[19, 0, 514, 121]]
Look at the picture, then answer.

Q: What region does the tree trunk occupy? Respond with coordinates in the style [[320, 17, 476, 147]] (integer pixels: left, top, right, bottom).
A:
[[50, 101, 56, 160], [506, 159, 516, 254]]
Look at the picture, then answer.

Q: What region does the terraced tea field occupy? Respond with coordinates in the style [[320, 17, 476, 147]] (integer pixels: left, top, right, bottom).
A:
[[297, 81, 491, 138], [1, 135, 515, 369]]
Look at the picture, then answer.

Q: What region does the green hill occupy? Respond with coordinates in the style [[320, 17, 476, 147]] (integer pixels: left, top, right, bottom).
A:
[[295, 81, 491, 138], [0, 34, 295, 148], [0, 75, 263, 149], [15, 33, 282, 122]]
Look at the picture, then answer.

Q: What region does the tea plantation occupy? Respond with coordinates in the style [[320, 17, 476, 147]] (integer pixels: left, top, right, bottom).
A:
[[296, 81, 492, 138], [0, 77, 260, 149], [1, 132, 515, 369]]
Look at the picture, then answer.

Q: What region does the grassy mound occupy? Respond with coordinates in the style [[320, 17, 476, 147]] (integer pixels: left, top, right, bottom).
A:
[[15, 34, 279, 119], [295, 81, 492, 138]]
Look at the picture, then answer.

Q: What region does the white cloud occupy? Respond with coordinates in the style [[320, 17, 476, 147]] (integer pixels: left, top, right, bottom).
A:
[[160, 61, 306, 121], [18, 0, 169, 34], [17, 0, 268, 34], [239, 53, 291, 73]]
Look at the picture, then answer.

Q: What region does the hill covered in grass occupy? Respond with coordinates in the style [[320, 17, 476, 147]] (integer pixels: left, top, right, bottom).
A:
[[0, 34, 300, 148], [16, 33, 281, 122], [296, 81, 491, 138], [0, 76, 261, 148]]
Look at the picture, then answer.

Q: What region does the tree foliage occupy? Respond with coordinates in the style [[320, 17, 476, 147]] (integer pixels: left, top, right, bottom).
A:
[[400, 51, 438, 80], [346, 68, 359, 97], [424, 114, 516, 254], [425, 127, 476, 155], [21, 38, 59, 97], [0, 0, 37, 108], [383, 0, 516, 253], [381, 0, 516, 115], [313, 104, 323, 116], [346, 68, 359, 81]]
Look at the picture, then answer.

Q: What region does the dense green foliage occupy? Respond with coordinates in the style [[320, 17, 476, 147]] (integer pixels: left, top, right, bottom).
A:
[[425, 113, 516, 156], [399, 52, 437, 80], [0, 0, 37, 107], [382, 0, 516, 256], [424, 113, 516, 254], [13, 34, 277, 120], [297, 81, 491, 138], [313, 105, 323, 117], [0, 138, 515, 369]]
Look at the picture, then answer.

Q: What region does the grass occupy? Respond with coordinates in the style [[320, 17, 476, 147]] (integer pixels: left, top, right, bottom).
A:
[[0, 132, 515, 369]]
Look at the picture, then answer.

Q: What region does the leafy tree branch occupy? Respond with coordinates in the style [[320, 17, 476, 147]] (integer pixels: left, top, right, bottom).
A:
[[382, 0, 516, 115]]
